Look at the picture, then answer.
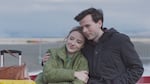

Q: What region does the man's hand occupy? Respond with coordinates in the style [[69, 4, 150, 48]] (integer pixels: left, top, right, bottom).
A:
[[74, 71, 89, 83], [41, 53, 50, 66], [42, 53, 50, 62]]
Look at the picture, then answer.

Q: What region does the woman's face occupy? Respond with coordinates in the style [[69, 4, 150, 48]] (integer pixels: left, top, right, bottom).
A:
[[66, 31, 85, 54]]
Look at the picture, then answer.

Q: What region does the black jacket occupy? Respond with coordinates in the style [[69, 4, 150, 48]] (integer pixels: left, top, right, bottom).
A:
[[82, 28, 144, 84]]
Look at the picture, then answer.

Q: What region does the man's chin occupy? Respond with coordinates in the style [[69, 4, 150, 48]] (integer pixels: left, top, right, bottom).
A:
[[87, 37, 93, 40]]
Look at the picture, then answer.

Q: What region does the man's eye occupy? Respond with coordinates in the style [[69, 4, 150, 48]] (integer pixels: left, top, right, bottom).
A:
[[85, 25, 90, 28]]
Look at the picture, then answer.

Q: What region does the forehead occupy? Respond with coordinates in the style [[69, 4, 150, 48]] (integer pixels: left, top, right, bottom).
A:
[[79, 15, 93, 25], [69, 31, 84, 41]]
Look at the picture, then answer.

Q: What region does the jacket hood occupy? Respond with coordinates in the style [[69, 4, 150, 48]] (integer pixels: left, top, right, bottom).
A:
[[98, 28, 119, 43], [104, 27, 118, 34]]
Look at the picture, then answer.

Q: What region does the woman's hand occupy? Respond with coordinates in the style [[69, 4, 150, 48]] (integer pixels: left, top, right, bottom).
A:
[[74, 71, 89, 83]]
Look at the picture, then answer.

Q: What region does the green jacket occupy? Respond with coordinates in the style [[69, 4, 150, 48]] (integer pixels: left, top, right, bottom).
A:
[[35, 46, 88, 84]]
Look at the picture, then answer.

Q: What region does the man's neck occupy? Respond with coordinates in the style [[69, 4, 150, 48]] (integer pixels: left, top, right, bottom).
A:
[[94, 29, 104, 42]]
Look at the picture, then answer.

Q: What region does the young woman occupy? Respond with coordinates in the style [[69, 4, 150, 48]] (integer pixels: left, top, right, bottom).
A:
[[35, 26, 89, 84]]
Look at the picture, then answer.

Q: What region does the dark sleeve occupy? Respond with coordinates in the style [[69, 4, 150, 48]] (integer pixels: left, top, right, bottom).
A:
[[41, 61, 44, 66], [120, 35, 144, 83]]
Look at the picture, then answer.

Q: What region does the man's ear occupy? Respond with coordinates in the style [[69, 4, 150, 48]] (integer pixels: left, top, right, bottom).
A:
[[98, 20, 102, 28]]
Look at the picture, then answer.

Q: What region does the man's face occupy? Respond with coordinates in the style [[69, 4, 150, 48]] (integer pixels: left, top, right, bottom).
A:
[[79, 14, 102, 40]]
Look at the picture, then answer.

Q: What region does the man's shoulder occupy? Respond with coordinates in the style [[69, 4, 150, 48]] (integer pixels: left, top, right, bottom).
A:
[[110, 32, 132, 46], [109, 29, 129, 40], [104, 28, 127, 39]]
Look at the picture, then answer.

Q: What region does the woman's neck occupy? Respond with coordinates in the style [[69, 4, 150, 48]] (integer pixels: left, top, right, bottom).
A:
[[67, 52, 74, 57]]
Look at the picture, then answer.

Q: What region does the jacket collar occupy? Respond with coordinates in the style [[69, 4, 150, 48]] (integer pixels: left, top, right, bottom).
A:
[[57, 45, 82, 61], [86, 28, 118, 45]]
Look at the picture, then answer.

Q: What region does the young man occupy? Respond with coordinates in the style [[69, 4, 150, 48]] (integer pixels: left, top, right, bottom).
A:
[[41, 8, 144, 84], [74, 7, 144, 84]]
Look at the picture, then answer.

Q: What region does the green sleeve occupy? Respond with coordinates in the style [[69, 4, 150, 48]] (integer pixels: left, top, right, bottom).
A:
[[48, 82, 71, 84], [35, 72, 45, 84], [72, 79, 84, 84], [72, 55, 88, 84], [35, 72, 71, 84], [43, 50, 75, 83], [73, 56, 88, 84], [77, 56, 89, 71]]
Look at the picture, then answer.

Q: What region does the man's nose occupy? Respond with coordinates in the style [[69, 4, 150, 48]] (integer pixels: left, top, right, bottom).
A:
[[83, 27, 88, 33]]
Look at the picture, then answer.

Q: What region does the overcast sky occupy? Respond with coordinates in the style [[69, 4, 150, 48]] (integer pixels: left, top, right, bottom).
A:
[[0, 0, 149, 38]]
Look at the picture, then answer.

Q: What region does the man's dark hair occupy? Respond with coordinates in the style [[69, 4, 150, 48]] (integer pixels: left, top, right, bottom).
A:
[[74, 8, 104, 23]]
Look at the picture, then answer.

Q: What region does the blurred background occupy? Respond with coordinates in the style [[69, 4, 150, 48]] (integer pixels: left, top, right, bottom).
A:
[[0, 0, 149, 37], [0, 37, 149, 76], [0, 0, 150, 76]]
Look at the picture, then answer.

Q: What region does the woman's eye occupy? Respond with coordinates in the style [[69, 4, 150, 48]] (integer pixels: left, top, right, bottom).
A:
[[69, 37, 74, 40], [77, 41, 82, 44]]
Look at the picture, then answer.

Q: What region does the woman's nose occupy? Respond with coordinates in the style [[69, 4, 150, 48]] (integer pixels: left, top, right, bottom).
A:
[[71, 40, 76, 45]]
